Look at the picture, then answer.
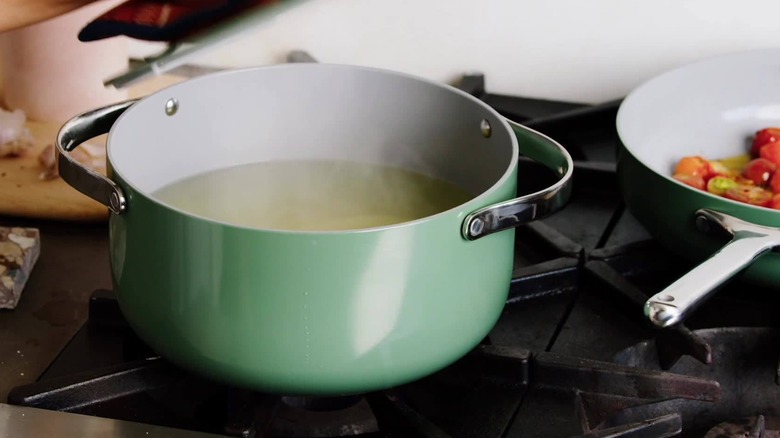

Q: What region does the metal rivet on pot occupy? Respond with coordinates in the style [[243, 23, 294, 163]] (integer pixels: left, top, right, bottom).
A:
[[469, 218, 485, 237], [165, 98, 179, 116], [480, 119, 492, 138], [695, 215, 710, 233], [109, 192, 123, 212]]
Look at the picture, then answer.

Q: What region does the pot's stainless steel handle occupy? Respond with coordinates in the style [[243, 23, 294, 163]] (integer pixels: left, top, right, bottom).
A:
[[645, 209, 780, 328], [56, 99, 139, 215], [462, 120, 573, 240]]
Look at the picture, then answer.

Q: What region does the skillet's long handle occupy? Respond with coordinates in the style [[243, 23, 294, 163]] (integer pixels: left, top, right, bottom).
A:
[[56, 99, 139, 214], [645, 209, 780, 328], [462, 119, 573, 240]]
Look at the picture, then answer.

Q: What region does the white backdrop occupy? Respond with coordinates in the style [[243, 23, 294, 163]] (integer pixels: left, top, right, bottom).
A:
[[129, 0, 780, 103]]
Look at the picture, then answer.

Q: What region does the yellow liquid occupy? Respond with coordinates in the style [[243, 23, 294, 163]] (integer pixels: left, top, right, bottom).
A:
[[153, 160, 474, 231]]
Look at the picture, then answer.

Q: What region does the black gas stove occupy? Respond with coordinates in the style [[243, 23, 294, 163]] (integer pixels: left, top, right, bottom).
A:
[[7, 73, 780, 438]]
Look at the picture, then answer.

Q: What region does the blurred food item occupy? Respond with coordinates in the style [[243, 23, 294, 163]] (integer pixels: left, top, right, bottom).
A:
[[673, 126, 780, 210], [37, 142, 105, 181], [0, 107, 33, 157], [0, 0, 128, 122], [0, 227, 40, 310], [36, 144, 56, 179]]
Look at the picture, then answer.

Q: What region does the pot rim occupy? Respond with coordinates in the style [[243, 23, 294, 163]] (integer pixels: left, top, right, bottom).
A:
[[107, 63, 521, 235], [616, 47, 780, 219]]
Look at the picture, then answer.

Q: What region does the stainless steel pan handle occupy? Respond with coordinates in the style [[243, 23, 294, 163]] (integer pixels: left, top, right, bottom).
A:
[[56, 99, 139, 215], [645, 209, 780, 328], [462, 119, 574, 240]]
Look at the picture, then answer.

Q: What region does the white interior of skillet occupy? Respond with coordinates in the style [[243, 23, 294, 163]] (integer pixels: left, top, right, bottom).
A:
[[617, 47, 780, 192], [107, 64, 515, 201]]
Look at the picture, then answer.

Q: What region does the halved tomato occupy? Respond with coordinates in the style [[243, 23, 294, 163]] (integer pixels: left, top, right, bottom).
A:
[[724, 184, 773, 207], [759, 141, 780, 167], [707, 160, 737, 178], [673, 173, 705, 190], [770, 171, 780, 193], [706, 176, 739, 196], [742, 158, 777, 185], [674, 156, 711, 179], [770, 194, 780, 210]]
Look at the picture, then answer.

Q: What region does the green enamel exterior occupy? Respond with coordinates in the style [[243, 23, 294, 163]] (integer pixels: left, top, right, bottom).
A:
[[618, 145, 780, 287], [108, 169, 517, 395]]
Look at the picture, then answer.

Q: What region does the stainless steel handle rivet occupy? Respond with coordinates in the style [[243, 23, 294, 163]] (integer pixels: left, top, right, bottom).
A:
[[695, 215, 712, 233], [109, 192, 126, 214], [165, 98, 179, 116], [469, 218, 486, 237], [480, 119, 492, 138]]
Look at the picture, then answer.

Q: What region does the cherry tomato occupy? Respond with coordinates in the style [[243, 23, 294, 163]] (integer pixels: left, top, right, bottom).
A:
[[759, 141, 780, 167], [770, 171, 780, 193], [673, 173, 705, 190], [706, 176, 739, 195], [674, 156, 711, 178], [724, 184, 773, 206], [769, 194, 780, 210], [752, 128, 780, 157], [742, 158, 777, 185]]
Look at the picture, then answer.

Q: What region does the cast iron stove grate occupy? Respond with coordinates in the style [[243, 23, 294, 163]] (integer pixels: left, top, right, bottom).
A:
[[8, 73, 780, 437], [7, 294, 719, 438]]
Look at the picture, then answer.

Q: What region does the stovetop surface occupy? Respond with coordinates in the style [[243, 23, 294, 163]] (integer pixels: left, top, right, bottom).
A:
[[8, 73, 780, 438]]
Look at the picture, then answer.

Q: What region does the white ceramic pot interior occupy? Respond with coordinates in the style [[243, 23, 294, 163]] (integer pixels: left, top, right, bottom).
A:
[[617, 48, 780, 177], [107, 64, 515, 200]]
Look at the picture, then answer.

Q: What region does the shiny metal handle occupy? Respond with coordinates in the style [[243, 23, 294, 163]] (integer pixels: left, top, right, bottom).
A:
[[56, 99, 139, 215], [645, 209, 780, 328], [462, 120, 574, 240]]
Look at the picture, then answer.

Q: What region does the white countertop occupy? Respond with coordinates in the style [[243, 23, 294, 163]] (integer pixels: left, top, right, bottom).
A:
[[128, 0, 780, 104]]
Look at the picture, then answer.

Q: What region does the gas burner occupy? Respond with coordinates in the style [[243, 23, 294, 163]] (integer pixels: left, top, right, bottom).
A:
[[704, 415, 780, 438], [272, 396, 378, 437], [611, 327, 780, 436]]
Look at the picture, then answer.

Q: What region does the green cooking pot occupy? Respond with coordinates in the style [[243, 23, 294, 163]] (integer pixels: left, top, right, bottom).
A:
[[617, 48, 780, 329], [56, 64, 572, 395]]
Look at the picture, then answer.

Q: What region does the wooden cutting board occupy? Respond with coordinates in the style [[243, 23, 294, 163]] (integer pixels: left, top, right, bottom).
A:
[[0, 75, 185, 222]]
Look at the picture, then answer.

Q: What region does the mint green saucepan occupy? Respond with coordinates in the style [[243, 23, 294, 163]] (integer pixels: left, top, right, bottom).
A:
[[56, 64, 572, 395]]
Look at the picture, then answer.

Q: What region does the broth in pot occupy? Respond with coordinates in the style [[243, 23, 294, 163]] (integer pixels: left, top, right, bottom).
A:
[[153, 160, 475, 231]]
